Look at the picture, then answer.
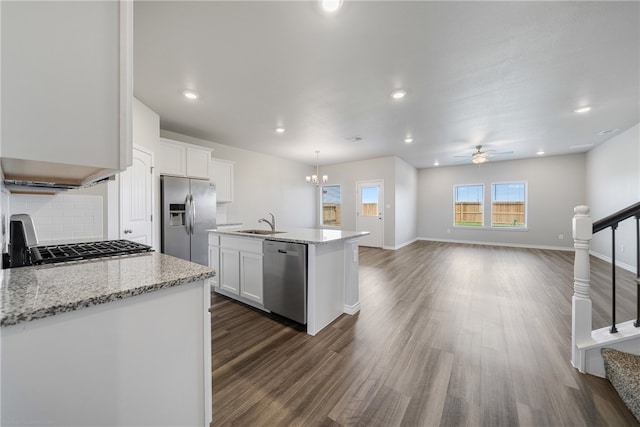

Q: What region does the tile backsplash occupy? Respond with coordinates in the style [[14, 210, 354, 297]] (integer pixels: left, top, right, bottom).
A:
[[9, 194, 104, 244]]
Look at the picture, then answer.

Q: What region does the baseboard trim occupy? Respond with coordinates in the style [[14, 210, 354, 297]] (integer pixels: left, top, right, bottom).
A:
[[590, 250, 636, 274], [417, 237, 575, 252], [344, 302, 361, 315], [382, 238, 419, 251]]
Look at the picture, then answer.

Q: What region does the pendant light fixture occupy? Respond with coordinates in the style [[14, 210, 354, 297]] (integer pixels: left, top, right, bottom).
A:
[[306, 150, 328, 186]]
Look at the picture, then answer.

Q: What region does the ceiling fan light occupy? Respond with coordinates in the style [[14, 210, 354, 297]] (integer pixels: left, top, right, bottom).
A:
[[472, 156, 487, 164]]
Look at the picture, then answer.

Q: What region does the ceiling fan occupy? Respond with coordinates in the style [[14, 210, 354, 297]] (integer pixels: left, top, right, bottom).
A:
[[471, 145, 489, 164], [454, 145, 514, 164]]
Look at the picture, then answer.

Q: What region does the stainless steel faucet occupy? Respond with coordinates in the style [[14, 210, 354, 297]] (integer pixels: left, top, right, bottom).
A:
[[258, 212, 276, 233]]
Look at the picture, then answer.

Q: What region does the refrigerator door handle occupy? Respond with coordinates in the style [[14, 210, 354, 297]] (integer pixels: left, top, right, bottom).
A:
[[190, 194, 196, 235], [184, 194, 192, 235]]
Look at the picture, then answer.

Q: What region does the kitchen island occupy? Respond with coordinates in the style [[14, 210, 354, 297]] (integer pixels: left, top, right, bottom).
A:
[[0, 252, 214, 426], [209, 228, 368, 335]]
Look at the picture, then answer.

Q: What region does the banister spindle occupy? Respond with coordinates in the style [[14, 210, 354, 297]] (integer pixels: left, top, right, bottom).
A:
[[610, 223, 618, 333]]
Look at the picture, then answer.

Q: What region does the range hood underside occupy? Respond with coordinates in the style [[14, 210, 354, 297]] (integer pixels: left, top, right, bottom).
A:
[[1, 158, 116, 194]]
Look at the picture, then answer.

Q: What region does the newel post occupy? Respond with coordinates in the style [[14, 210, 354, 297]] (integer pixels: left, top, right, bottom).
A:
[[572, 205, 593, 372]]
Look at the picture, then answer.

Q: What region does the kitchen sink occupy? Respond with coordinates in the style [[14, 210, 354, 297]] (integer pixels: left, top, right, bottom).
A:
[[237, 229, 285, 235]]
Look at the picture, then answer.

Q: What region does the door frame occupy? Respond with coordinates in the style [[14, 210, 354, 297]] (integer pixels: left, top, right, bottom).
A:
[[355, 179, 384, 248], [119, 144, 155, 245]]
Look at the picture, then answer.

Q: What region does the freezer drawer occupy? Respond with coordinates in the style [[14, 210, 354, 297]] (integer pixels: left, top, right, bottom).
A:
[[263, 240, 307, 324]]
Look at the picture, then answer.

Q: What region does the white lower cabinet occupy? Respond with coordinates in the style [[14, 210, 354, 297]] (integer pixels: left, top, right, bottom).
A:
[[220, 248, 240, 295], [209, 233, 264, 306], [240, 251, 263, 303], [208, 245, 220, 288]]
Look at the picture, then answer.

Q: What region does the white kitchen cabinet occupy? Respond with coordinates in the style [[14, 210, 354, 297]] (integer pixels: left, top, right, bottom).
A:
[[186, 146, 212, 179], [1, 1, 132, 188], [210, 234, 264, 306], [240, 252, 263, 303], [157, 138, 212, 179], [211, 159, 234, 203], [220, 248, 240, 295], [208, 246, 220, 288], [156, 139, 186, 177]]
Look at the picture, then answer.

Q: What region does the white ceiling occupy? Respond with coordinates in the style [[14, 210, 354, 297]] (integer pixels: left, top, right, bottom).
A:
[[133, 1, 640, 169]]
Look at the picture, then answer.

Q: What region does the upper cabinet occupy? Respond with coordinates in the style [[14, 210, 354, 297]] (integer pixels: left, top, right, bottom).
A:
[[211, 159, 234, 203], [0, 1, 133, 191], [157, 138, 212, 180]]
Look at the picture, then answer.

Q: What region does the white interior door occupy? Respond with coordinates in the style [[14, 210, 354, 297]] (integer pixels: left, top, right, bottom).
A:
[[356, 180, 384, 248], [120, 146, 153, 245]]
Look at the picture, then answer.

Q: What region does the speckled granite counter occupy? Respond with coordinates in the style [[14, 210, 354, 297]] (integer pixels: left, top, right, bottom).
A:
[[0, 252, 215, 327], [210, 227, 369, 244]]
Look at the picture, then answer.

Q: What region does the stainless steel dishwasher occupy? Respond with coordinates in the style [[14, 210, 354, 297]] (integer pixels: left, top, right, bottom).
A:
[[263, 240, 307, 324]]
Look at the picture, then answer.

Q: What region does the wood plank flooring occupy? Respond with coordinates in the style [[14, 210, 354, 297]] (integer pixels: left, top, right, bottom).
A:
[[210, 241, 639, 426]]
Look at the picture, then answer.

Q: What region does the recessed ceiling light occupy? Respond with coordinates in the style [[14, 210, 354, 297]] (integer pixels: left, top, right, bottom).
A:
[[434, 160, 440, 166], [574, 106, 591, 114], [391, 89, 407, 100], [321, 0, 343, 13], [537, 151, 545, 155], [275, 127, 286, 134], [598, 129, 618, 136], [404, 137, 413, 144], [182, 90, 199, 100]]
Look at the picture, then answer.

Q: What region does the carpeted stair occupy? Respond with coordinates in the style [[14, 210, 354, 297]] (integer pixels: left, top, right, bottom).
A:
[[601, 348, 640, 422]]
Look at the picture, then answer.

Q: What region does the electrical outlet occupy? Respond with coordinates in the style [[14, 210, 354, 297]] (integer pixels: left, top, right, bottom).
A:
[[447, 228, 451, 234], [620, 245, 625, 253], [558, 234, 564, 240]]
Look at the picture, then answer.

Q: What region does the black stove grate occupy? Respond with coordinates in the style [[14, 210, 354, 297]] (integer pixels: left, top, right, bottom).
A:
[[30, 240, 153, 265]]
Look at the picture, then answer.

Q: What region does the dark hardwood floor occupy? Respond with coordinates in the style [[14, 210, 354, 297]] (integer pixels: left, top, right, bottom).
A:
[[210, 240, 639, 426]]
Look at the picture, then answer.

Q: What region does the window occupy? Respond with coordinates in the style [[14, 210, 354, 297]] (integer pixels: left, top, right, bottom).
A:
[[321, 185, 342, 227], [360, 186, 379, 217], [454, 184, 483, 226], [491, 182, 527, 227]]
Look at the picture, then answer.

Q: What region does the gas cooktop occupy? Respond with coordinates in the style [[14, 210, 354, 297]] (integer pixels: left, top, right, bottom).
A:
[[30, 240, 153, 265]]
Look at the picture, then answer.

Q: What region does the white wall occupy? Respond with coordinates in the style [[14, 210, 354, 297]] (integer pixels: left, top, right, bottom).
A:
[[394, 157, 418, 248], [319, 157, 397, 248], [586, 123, 640, 269], [418, 154, 586, 249], [160, 130, 316, 231]]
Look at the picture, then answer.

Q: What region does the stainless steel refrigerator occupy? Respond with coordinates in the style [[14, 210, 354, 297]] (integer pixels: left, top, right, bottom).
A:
[[161, 175, 216, 266]]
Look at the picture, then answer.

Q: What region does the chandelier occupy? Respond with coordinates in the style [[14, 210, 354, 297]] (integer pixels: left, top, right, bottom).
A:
[[306, 150, 328, 186]]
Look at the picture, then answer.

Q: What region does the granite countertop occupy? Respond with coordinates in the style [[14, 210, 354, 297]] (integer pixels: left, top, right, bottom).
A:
[[210, 227, 369, 245], [0, 252, 215, 327]]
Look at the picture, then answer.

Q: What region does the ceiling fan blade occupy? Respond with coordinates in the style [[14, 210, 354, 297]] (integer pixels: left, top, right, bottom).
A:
[[489, 150, 515, 156]]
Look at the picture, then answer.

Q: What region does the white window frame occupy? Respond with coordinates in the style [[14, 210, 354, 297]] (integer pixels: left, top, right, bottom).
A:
[[490, 181, 528, 229], [320, 184, 342, 229], [453, 183, 485, 228]]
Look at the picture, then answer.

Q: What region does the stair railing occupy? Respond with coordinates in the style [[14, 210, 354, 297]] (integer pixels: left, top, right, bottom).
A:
[[571, 203, 640, 373], [592, 201, 640, 333]]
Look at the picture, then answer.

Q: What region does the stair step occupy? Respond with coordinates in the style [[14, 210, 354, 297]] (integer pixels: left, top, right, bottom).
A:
[[601, 348, 640, 422]]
